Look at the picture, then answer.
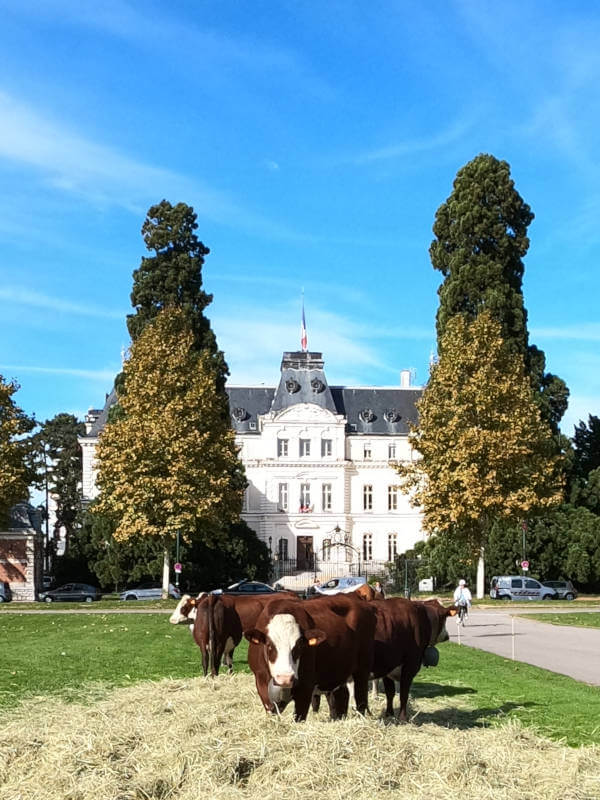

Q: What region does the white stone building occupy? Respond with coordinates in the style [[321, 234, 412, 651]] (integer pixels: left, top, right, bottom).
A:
[[80, 350, 425, 580]]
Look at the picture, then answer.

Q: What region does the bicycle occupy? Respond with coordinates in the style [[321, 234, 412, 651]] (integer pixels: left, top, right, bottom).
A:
[[457, 602, 469, 626]]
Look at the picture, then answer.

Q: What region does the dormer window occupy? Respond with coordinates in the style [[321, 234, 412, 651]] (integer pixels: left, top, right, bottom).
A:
[[360, 408, 375, 423]]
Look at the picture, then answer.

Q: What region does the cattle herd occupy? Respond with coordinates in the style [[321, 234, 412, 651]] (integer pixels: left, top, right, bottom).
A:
[[169, 584, 457, 722]]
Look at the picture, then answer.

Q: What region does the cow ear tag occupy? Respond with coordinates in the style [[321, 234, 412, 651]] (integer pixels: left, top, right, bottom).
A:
[[251, 636, 261, 645], [308, 637, 318, 646]]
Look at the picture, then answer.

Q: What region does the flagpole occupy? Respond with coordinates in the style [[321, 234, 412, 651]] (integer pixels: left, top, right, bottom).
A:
[[301, 289, 307, 352]]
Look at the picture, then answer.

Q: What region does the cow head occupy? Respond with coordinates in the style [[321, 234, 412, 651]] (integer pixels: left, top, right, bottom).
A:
[[245, 612, 326, 688], [423, 600, 457, 644], [168, 592, 205, 625]]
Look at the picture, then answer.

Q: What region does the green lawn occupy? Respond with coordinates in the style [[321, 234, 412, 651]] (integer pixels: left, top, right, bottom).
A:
[[2, 612, 599, 746], [519, 612, 600, 629]]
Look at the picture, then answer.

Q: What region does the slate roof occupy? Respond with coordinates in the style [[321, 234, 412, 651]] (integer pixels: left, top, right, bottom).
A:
[[82, 352, 422, 438], [227, 351, 421, 435]]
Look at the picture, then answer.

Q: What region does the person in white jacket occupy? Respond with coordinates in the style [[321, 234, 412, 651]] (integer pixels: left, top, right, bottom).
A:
[[453, 579, 472, 619]]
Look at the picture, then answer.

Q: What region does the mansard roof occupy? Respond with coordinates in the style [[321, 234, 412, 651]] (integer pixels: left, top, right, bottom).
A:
[[227, 351, 421, 435], [81, 351, 421, 438]]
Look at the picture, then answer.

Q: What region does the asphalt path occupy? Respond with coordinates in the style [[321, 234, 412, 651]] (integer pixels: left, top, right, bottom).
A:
[[449, 607, 600, 686]]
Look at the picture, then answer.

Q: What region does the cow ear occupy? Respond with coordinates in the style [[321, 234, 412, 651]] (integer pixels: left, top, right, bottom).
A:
[[448, 607, 458, 616], [189, 597, 197, 607], [245, 629, 266, 645], [304, 628, 327, 647]]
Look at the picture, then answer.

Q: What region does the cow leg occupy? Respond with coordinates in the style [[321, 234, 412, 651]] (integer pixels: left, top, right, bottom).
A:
[[382, 676, 396, 717], [200, 646, 210, 677], [223, 636, 236, 673], [292, 687, 313, 722], [397, 665, 418, 722], [311, 691, 321, 714], [352, 672, 370, 716], [326, 685, 349, 720]]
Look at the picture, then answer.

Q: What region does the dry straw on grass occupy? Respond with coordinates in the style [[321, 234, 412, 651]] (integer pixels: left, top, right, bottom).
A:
[[1, 674, 599, 800]]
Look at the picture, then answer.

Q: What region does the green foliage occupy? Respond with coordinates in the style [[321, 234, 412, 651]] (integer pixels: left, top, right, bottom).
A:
[[0, 375, 36, 526], [397, 537, 478, 591], [430, 153, 568, 431], [33, 413, 85, 555], [572, 414, 600, 477], [398, 312, 564, 551], [431, 154, 533, 357]]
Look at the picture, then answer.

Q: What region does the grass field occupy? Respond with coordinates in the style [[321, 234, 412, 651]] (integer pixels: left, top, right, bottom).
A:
[[2, 612, 599, 747], [520, 612, 600, 628]]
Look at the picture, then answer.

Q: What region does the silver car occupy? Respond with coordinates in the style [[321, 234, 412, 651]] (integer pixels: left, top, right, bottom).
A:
[[490, 575, 557, 601], [120, 582, 181, 601], [542, 580, 577, 601]]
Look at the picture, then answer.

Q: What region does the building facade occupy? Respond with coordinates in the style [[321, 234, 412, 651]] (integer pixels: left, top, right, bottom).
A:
[[80, 351, 425, 580]]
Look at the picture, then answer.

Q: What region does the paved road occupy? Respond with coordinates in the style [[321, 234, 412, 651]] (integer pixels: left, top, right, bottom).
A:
[[449, 607, 600, 686]]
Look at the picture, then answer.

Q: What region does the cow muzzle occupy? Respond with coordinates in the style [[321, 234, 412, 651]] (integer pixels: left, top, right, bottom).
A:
[[268, 678, 293, 705], [272, 673, 296, 689]]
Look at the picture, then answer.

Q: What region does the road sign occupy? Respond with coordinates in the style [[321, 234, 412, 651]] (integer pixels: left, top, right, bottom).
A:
[[174, 562, 182, 573], [521, 560, 529, 571]]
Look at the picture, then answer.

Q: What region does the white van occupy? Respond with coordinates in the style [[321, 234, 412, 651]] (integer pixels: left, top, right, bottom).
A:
[[490, 575, 557, 601]]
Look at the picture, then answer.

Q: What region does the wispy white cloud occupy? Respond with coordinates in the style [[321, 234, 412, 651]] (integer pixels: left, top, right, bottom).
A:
[[0, 365, 116, 380], [1, 0, 335, 101], [532, 323, 600, 342], [0, 91, 301, 239], [347, 116, 477, 166], [0, 286, 124, 319]]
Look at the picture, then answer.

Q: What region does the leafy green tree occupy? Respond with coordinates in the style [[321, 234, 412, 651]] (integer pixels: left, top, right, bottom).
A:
[[572, 415, 600, 479], [430, 153, 568, 430], [397, 312, 564, 577], [0, 375, 36, 526], [94, 307, 246, 593], [34, 413, 85, 557]]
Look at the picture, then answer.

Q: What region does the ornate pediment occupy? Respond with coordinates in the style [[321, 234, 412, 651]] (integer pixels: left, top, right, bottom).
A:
[[275, 403, 337, 423]]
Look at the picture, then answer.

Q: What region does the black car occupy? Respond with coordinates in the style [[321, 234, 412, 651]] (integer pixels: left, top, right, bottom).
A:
[[0, 581, 12, 603], [39, 583, 101, 603], [221, 580, 277, 595]]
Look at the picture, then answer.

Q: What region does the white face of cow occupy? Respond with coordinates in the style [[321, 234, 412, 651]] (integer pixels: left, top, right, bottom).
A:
[[168, 592, 204, 625], [266, 613, 302, 688]]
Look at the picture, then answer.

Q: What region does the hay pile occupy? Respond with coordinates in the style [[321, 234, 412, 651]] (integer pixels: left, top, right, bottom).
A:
[[1, 674, 598, 800]]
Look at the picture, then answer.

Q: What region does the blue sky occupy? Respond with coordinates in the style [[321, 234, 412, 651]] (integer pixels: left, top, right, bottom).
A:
[[1, 0, 599, 437]]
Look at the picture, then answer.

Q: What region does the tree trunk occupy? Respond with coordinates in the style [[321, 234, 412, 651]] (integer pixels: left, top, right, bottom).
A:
[[162, 548, 170, 600], [476, 547, 485, 599]]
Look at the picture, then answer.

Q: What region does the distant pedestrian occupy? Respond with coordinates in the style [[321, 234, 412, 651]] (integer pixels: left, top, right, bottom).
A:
[[374, 580, 385, 598]]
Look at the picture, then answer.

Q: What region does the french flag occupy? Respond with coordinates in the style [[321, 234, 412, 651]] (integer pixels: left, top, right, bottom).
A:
[[301, 302, 308, 351]]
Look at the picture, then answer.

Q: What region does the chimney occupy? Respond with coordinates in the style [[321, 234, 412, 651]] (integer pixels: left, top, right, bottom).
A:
[[400, 369, 411, 388]]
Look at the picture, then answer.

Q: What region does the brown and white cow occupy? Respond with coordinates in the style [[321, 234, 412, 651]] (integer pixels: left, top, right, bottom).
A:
[[245, 593, 377, 721], [169, 593, 207, 631], [371, 597, 456, 720], [202, 592, 300, 677]]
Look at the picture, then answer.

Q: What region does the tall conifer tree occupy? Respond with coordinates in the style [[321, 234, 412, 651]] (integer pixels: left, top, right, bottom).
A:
[[430, 154, 568, 431]]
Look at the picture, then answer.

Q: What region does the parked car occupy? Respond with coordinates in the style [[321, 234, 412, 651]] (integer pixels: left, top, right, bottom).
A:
[[0, 581, 12, 603], [314, 576, 367, 596], [119, 582, 181, 601], [220, 580, 278, 595], [542, 580, 578, 600], [490, 575, 558, 601], [39, 583, 101, 603]]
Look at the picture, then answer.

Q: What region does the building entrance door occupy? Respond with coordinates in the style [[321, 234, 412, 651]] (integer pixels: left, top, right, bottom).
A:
[[296, 536, 314, 570]]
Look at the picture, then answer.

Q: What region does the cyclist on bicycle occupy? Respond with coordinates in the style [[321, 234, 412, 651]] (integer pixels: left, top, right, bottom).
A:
[[453, 579, 472, 624]]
